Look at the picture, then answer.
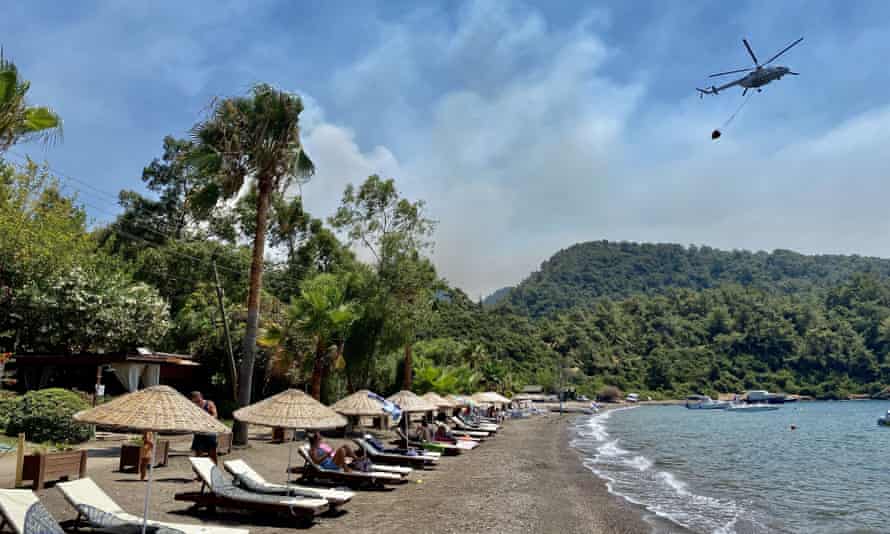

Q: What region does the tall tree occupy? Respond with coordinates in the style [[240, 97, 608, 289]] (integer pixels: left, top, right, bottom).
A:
[[0, 53, 62, 153], [330, 175, 436, 389], [190, 84, 314, 445]]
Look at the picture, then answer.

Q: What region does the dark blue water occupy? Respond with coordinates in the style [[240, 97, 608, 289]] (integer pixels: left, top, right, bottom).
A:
[[571, 402, 890, 534]]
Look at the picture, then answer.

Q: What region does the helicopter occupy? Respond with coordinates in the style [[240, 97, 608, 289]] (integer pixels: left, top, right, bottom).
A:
[[697, 37, 803, 98]]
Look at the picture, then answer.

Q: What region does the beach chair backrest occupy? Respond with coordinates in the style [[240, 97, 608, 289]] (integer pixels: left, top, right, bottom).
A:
[[297, 445, 317, 468], [362, 434, 381, 451], [224, 459, 268, 485], [0, 489, 65, 534], [189, 457, 216, 488], [56, 478, 126, 518]]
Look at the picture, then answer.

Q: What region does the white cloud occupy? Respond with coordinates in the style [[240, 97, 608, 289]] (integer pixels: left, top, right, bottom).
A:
[[322, 1, 890, 299]]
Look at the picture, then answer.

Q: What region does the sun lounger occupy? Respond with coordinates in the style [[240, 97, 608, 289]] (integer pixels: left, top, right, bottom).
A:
[[174, 458, 328, 521], [393, 429, 470, 455], [362, 435, 441, 459], [455, 415, 499, 432], [294, 446, 406, 488], [352, 438, 436, 469], [0, 489, 67, 534], [450, 417, 494, 437], [57, 478, 248, 534], [222, 460, 353, 508]]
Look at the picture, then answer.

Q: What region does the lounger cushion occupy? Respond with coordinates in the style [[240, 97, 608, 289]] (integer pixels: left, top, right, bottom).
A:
[[75, 504, 184, 534], [24, 501, 65, 534]]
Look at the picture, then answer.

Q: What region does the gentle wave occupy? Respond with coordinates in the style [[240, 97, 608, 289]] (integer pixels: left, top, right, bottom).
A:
[[571, 409, 764, 534]]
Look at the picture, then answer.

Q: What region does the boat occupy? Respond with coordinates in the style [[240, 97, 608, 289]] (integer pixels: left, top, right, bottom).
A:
[[727, 403, 780, 412], [685, 395, 729, 410], [878, 410, 890, 426], [744, 390, 787, 404]]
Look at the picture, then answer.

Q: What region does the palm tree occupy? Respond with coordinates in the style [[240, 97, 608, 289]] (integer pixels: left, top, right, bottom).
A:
[[0, 52, 62, 153], [290, 273, 359, 400], [190, 84, 314, 445]]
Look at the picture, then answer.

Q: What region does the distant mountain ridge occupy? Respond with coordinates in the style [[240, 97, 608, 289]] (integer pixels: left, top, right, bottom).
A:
[[482, 286, 512, 307], [504, 240, 890, 317]]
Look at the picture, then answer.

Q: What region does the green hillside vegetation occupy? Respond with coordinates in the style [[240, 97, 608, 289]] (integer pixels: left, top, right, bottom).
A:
[[505, 241, 890, 317]]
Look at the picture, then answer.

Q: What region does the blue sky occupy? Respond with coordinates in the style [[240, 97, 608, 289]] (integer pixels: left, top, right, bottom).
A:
[[4, 1, 890, 296]]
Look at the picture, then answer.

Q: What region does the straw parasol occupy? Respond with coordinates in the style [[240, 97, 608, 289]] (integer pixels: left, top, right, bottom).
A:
[[331, 389, 387, 417], [233, 389, 346, 430], [447, 394, 475, 407], [233, 389, 346, 484], [74, 386, 228, 534], [386, 390, 436, 413], [73, 385, 229, 434], [473, 391, 507, 406], [421, 392, 454, 409]]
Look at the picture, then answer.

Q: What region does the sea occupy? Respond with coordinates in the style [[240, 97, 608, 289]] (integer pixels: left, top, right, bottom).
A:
[[570, 401, 890, 534]]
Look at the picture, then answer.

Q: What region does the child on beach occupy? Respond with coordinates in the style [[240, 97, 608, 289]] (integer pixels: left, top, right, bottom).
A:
[[139, 431, 155, 481]]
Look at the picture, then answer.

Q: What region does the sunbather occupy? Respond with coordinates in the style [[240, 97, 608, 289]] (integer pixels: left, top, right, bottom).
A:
[[308, 432, 358, 471]]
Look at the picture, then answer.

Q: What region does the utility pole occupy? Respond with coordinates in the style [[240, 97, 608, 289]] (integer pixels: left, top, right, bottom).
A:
[[213, 260, 238, 401]]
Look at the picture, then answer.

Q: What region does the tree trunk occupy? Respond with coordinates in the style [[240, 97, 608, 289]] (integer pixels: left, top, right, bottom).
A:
[[310, 337, 326, 400], [233, 177, 273, 446], [402, 343, 413, 390]]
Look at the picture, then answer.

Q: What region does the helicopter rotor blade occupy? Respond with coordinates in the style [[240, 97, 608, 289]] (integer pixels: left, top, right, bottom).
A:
[[708, 68, 755, 78], [743, 39, 759, 65], [763, 37, 804, 66]]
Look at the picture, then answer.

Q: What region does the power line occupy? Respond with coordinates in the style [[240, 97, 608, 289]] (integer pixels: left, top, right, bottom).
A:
[[3, 153, 244, 278]]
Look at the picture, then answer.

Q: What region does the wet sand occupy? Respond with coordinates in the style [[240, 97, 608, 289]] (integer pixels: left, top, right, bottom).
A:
[[26, 414, 661, 533]]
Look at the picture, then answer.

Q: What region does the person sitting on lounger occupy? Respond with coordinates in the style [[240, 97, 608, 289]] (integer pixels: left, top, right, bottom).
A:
[[418, 420, 435, 442], [435, 421, 456, 443], [309, 432, 359, 471]]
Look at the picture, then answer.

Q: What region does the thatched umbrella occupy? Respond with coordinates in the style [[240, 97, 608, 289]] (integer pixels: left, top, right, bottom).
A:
[[233, 389, 346, 482], [421, 392, 454, 410], [446, 394, 471, 407], [387, 390, 436, 413], [387, 391, 436, 446], [332, 389, 385, 416], [74, 386, 228, 534]]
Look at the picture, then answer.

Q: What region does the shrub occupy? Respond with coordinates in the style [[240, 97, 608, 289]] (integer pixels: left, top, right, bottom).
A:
[[0, 393, 20, 429], [6, 388, 93, 444], [597, 385, 623, 402]]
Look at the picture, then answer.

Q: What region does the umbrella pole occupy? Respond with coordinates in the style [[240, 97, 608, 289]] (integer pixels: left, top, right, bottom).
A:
[[141, 440, 157, 534], [286, 431, 294, 485]]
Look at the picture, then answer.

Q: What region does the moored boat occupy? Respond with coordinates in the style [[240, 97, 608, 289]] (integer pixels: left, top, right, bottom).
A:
[[685, 395, 729, 410], [727, 403, 780, 412]]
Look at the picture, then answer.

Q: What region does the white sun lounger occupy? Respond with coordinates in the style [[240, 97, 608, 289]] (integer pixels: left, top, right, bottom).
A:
[[176, 458, 328, 520], [0, 489, 65, 534], [295, 445, 405, 488], [57, 478, 248, 534], [450, 417, 494, 437], [353, 438, 437, 469], [223, 460, 353, 508], [455, 416, 499, 432]]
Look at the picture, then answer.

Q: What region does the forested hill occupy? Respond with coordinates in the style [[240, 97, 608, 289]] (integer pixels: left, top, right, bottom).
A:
[[505, 241, 890, 317]]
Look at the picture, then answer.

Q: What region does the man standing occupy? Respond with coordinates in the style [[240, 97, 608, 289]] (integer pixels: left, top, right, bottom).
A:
[[190, 391, 219, 464]]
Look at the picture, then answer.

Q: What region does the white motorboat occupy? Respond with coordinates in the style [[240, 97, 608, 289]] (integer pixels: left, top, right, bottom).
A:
[[877, 410, 890, 426], [727, 403, 780, 412], [685, 395, 729, 410]]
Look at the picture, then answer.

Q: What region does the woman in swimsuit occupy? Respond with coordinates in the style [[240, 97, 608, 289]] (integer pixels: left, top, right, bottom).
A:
[[308, 432, 359, 471]]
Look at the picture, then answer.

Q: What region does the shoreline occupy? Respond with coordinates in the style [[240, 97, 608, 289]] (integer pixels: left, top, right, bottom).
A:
[[565, 407, 695, 534], [26, 413, 664, 534]]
